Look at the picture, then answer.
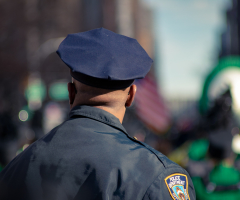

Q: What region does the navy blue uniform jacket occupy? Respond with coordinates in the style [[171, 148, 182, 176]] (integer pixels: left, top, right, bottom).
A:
[[0, 105, 196, 200]]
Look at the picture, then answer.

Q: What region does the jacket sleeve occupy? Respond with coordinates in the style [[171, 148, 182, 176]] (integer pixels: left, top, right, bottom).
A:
[[143, 167, 196, 200]]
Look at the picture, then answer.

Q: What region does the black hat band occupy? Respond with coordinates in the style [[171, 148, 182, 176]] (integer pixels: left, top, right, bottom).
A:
[[71, 70, 134, 90]]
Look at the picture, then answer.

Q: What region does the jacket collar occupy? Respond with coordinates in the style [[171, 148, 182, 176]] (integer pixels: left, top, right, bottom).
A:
[[69, 105, 128, 135]]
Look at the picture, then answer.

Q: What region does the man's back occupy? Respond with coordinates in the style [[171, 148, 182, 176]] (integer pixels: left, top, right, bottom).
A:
[[0, 106, 195, 200], [0, 28, 195, 200]]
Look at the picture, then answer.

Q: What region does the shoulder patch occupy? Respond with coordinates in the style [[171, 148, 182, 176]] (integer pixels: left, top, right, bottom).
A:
[[164, 173, 190, 200]]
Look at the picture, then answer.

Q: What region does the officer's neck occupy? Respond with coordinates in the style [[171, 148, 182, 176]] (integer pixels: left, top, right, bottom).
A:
[[94, 105, 126, 123], [71, 90, 128, 123], [70, 102, 126, 123]]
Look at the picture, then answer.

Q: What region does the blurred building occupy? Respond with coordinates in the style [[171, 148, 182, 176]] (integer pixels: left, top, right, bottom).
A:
[[220, 0, 240, 57], [0, 0, 82, 113], [0, 0, 153, 108]]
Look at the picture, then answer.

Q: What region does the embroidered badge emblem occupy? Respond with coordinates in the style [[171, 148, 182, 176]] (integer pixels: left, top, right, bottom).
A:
[[164, 173, 190, 200]]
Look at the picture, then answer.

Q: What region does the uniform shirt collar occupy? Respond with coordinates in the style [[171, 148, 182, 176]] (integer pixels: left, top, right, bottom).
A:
[[69, 105, 128, 135]]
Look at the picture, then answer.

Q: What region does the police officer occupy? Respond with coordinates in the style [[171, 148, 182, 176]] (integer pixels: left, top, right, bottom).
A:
[[0, 28, 196, 200]]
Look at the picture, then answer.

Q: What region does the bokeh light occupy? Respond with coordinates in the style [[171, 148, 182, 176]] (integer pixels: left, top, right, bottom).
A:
[[18, 110, 29, 122], [232, 134, 240, 154]]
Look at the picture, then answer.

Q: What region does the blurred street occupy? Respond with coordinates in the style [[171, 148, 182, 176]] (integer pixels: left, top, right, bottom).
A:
[[1, 0, 240, 199]]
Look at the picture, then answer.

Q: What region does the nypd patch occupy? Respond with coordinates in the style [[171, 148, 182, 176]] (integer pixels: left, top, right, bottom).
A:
[[164, 173, 190, 200]]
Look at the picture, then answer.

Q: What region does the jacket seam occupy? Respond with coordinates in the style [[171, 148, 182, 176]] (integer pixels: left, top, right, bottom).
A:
[[72, 112, 168, 168], [137, 141, 166, 168]]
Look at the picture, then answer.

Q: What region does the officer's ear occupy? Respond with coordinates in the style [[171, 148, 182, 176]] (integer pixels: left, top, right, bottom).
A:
[[68, 82, 76, 107], [125, 84, 137, 107]]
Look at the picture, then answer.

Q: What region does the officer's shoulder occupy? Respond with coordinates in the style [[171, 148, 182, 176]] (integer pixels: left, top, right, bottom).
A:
[[135, 140, 195, 199], [132, 138, 182, 169]]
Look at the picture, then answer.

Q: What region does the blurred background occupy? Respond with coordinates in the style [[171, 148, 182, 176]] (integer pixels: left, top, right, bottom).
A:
[[1, 0, 240, 198]]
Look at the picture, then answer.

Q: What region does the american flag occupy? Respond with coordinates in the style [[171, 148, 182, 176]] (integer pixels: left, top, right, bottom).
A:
[[134, 73, 171, 133]]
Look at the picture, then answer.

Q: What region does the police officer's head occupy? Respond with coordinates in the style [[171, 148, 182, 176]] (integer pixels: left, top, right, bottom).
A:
[[57, 28, 152, 121]]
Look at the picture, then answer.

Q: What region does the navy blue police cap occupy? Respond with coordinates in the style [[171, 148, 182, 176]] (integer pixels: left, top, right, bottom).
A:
[[57, 28, 153, 89]]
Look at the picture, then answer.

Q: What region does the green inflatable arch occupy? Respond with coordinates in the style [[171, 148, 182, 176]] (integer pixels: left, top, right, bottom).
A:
[[199, 56, 240, 114]]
